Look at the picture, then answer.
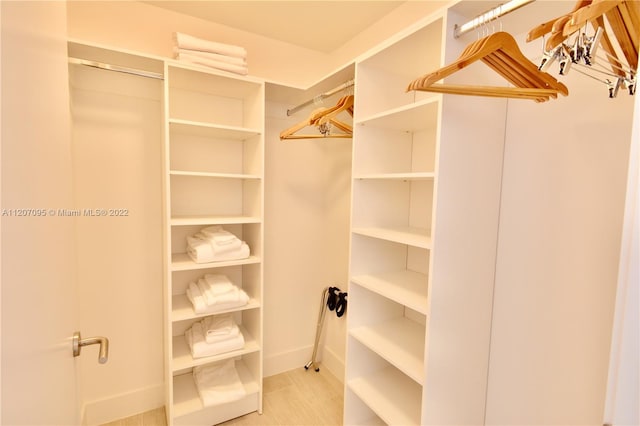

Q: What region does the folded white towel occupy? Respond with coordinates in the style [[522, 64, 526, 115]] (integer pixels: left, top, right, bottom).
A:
[[176, 52, 249, 75], [186, 282, 208, 314], [174, 32, 247, 59], [190, 232, 242, 255], [186, 321, 245, 358], [204, 274, 235, 291], [193, 359, 246, 407], [173, 47, 247, 66], [187, 241, 250, 264], [186, 236, 214, 263], [202, 315, 241, 344]]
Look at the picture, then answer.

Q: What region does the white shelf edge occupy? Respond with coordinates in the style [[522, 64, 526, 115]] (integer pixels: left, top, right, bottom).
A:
[[347, 367, 422, 426], [169, 118, 262, 138], [171, 254, 261, 271], [352, 226, 432, 249], [172, 294, 261, 322], [170, 215, 262, 226], [166, 59, 265, 85], [171, 327, 260, 373], [355, 95, 441, 126], [169, 170, 261, 179], [350, 270, 428, 315], [172, 359, 260, 419], [349, 317, 425, 383], [353, 172, 435, 180]]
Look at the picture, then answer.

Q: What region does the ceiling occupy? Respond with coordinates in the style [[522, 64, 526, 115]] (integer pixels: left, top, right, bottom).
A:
[[142, 1, 406, 53]]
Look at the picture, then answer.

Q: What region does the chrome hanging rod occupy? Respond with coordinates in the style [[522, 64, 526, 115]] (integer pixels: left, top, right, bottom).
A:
[[286, 79, 354, 116], [454, 0, 536, 38], [68, 57, 164, 80]]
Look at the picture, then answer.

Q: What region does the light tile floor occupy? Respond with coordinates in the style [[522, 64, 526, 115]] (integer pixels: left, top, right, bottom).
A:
[[101, 366, 344, 426]]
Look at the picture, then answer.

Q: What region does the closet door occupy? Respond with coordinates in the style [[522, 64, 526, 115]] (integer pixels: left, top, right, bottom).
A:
[[163, 64, 264, 426]]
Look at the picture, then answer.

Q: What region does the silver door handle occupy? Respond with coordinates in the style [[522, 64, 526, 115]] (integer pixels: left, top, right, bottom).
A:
[[72, 331, 109, 364]]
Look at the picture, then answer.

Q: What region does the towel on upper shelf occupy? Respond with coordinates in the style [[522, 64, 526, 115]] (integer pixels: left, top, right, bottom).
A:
[[173, 32, 248, 75], [173, 32, 247, 58], [185, 273, 250, 314], [186, 226, 250, 264], [193, 359, 246, 407], [185, 319, 245, 358], [172, 47, 247, 66], [174, 52, 249, 75]]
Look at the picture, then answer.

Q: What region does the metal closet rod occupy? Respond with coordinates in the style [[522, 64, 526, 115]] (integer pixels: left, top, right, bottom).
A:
[[454, 0, 536, 38], [286, 79, 354, 116], [68, 57, 164, 80]]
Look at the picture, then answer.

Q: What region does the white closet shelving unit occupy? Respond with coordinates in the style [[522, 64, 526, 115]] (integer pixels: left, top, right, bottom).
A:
[[163, 62, 264, 426], [345, 3, 508, 424]]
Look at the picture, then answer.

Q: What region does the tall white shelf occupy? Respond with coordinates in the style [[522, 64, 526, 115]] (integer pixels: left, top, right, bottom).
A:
[[162, 63, 265, 426], [345, 5, 507, 424]]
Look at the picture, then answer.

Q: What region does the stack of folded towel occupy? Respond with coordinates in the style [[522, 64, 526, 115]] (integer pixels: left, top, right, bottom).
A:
[[186, 273, 250, 314], [173, 32, 248, 75], [193, 359, 246, 407], [187, 226, 250, 264], [185, 313, 245, 358]]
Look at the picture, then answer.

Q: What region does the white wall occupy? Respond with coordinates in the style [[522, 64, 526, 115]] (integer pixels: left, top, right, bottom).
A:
[[263, 100, 351, 378], [485, 32, 635, 425]]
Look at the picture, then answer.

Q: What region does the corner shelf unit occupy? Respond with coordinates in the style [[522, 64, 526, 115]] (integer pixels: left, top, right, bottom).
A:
[[163, 63, 265, 426], [345, 6, 506, 425]]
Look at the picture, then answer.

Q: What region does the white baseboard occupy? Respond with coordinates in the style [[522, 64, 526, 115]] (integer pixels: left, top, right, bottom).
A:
[[264, 344, 344, 382], [320, 345, 345, 384], [264, 344, 314, 377], [81, 383, 164, 426]]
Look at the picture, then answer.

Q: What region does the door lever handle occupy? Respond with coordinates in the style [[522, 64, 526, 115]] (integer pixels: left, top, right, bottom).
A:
[[72, 331, 109, 364]]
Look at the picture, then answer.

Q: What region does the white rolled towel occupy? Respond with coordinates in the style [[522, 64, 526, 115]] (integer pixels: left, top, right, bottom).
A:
[[173, 32, 247, 59], [202, 314, 241, 344], [185, 321, 245, 358], [200, 227, 243, 254], [203, 274, 235, 296], [175, 52, 249, 75], [187, 240, 250, 264], [173, 47, 247, 66], [191, 232, 242, 256], [193, 359, 246, 407]]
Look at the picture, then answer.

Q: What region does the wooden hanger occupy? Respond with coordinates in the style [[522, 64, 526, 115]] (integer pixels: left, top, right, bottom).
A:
[[407, 31, 569, 102], [527, 0, 628, 77], [310, 95, 354, 125], [527, 1, 593, 42], [562, 0, 639, 70], [279, 95, 354, 140]]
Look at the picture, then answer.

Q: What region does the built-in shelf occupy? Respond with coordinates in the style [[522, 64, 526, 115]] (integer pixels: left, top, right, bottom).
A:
[[352, 226, 431, 249], [350, 317, 425, 383], [169, 170, 261, 179], [355, 96, 440, 131], [165, 63, 264, 425], [172, 328, 260, 372], [170, 216, 261, 226], [172, 360, 259, 419], [350, 270, 428, 315], [171, 253, 261, 271], [169, 119, 262, 140], [353, 172, 435, 180], [347, 367, 422, 425], [172, 294, 261, 321]]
